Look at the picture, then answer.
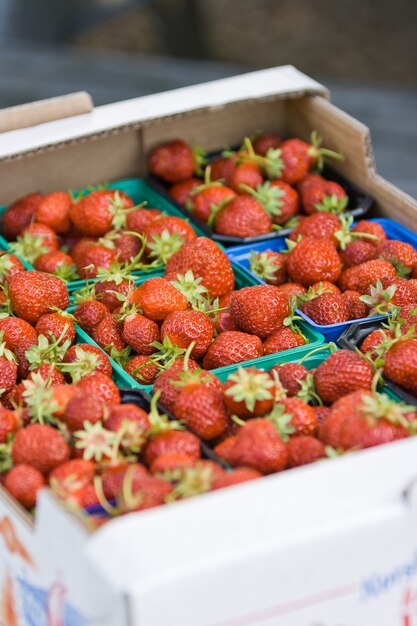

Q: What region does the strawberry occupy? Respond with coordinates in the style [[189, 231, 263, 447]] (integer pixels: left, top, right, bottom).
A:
[[93, 316, 126, 353], [228, 162, 264, 193], [276, 282, 307, 300], [0, 355, 18, 393], [12, 424, 70, 474], [299, 174, 348, 215], [210, 156, 236, 182], [0, 317, 38, 379], [377, 240, 417, 276], [281, 397, 317, 436], [203, 331, 263, 370], [35, 313, 76, 346], [223, 368, 275, 418], [253, 132, 282, 156], [123, 313, 159, 355], [143, 215, 197, 264], [341, 290, 369, 320], [126, 208, 162, 234], [104, 403, 150, 452], [351, 220, 387, 246], [318, 390, 373, 447], [230, 285, 289, 339], [29, 365, 65, 386], [174, 386, 228, 440], [314, 350, 373, 404], [230, 418, 288, 474], [169, 178, 201, 205], [0, 407, 20, 443], [62, 344, 112, 380], [360, 329, 391, 359], [63, 391, 105, 432], [160, 310, 214, 359], [152, 358, 200, 412], [362, 277, 417, 313], [271, 362, 309, 396], [94, 277, 133, 312], [338, 259, 396, 293], [0, 253, 25, 284], [215, 310, 238, 334], [73, 299, 111, 335], [150, 453, 196, 474], [287, 238, 341, 287], [287, 436, 326, 468], [164, 237, 234, 299], [114, 473, 173, 513], [130, 276, 188, 321], [14, 223, 58, 264], [101, 463, 148, 500], [74, 242, 118, 279], [310, 281, 341, 295], [70, 189, 134, 237], [214, 195, 272, 237], [246, 180, 299, 226], [312, 405, 330, 425], [383, 338, 417, 394], [289, 212, 341, 244], [35, 191, 72, 234], [8, 271, 69, 325], [21, 222, 59, 250], [212, 466, 262, 489], [77, 372, 121, 404], [110, 231, 143, 263], [214, 435, 239, 465], [280, 133, 343, 185], [2, 192, 42, 239], [339, 240, 376, 268], [263, 326, 306, 354], [148, 140, 196, 183], [144, 430, 201, 466], [34, 250, 77, 281], [4, 464, 45, 508], [124, 355, 160, 384], [301, 293, 350, 325], [249, 250, 287, 286], [49, 459, 96, 507], [190, 185, 236, 223]]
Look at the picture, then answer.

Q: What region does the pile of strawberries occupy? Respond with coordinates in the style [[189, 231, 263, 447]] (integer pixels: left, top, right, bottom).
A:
[[249, 218, 417, 326], [149, 131, 348, 238], [0, 186, 199, 281]]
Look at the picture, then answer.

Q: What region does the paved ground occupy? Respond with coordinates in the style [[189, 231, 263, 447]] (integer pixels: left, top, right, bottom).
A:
[[0, 43, 416, 199]]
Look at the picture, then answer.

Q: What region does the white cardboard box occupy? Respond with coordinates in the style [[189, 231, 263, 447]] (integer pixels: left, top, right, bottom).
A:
[[1, 65, 417, 626]]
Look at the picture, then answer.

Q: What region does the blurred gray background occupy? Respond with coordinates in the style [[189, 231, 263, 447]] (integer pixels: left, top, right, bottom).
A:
[[0, 0, 416, 198]]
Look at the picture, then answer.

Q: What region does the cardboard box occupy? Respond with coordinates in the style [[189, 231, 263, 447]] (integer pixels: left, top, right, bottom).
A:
[[0, 65, 417, 626]]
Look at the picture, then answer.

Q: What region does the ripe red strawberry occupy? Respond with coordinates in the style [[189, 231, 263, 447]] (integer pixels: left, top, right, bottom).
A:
[[164, 237, 235, 298], [230, 285, 290, 339], [124, 355, 160, 384], [77, 372, 121, 404], [214, 195, 272, 237], [314, 350, 373, 404], [62, 343, 112, 380], [263, 326, 306, 355], [281, 397, 317, 436], [310, 281, 341, 295], [36, 191, 72, 234], [341, 290, 369, 320], [365, 276, 417, 310], [34, 250, 77, 279], [301, 293, 350, 325], [377, 240, 417, 275], [143, 215, 197, 264], [73, 299, 110, 335], [338, 259, 396, 293], [2, 192, 42, 239], [144, 430, 201, 466], [190, 185, 236, 223], [130, 277, 188, 321], [125, 207, 162, 234], [12, 424, 70, 475], [289, 212, 341, 244], [101, 463, 148, 500], [35, 313, 76, 345], [28, 364, 65, 386], [210, 156, 236, 182], [339, 240, 376, 268], [383, 338, 417, 394], [93, 316, 126, 353], [0, 407, 20, 443], [287, 238, 341, 287], [223, 368, 275, 418], [214, 435, 238, 465], [74, 242, 118, 279], [228, 162, 263, 193], [116, 474, 173, 512], [152, 357, 200, 412], [318, 390, 373, 447], [8, 271, 69, 325], [287, 436, 326, 468], [150, 453, 196, 474], [0, 253, 25, 284], [215, 309, 238, 334], [212, 466, 262, 489], [49, 459, 96, 507], [351, 220, 387, 246], [230, 418, 288, 474], [271, 362, 309, 396], [94, 278, 133, 312], [104, 403, 150, 449], [249, 250, 287, 286], [123, 313, 159, 355], [148, 139, 196, 183], [0, 357, 18, 393], [5, 464, 46, 508], [111, 231, 143, 263], [21, 222, 59, 250], [203, 331, 263, 369], [70, 189, 134, 237], [360, 329, 391, 359], [253, 132, 282, 156], [63, 391, 105, 432], [280, 134, 343, 185], [174, 386, 228, 440], [299, 174, 348, 215], [160, 310, 214, 359], [248, 180, 300, 226], [169, 178, 201, 205], [312, 405, 331, 425], [0, 317, 38, 379], [276, 282, 307, 300]]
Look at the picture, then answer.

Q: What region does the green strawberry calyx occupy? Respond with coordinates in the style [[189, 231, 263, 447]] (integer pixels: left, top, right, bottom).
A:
[[26, 330, 72, 370], [12, 232, 49, 265], [359, 279, 398, 315], [314, 193, 348, 215], [74, 421, 117, 463], [146, 229, 186, 265], [240, 137, 284, 180], [308, 131, 345, 172], [58, 346, 101, 383], [264, 404, 296, 442], [170, 269, 209, 307], [240, 181, 285, 217], [22, 372, 60, 425], [164, 462, 214, 501], [249, 250, 285, 283], [224, 367, 274, 413]]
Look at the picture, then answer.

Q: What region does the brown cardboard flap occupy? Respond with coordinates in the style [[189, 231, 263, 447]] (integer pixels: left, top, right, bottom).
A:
[[0, 92, 93, 133]]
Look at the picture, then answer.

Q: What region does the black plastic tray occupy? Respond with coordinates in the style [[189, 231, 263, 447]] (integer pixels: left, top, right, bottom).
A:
[[148, 157, 375, 247], [337, 320, 417, 407]]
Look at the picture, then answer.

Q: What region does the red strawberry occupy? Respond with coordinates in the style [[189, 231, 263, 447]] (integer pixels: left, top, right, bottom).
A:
[[94, 278, 133, 312], [0, 317, 38, 379], [110, 231, 143, 263], [36, 191, 72, 234], [281, 397, 317, 436], [63, 343, 112, 380], [34, 251, 77, 280], [150, 453, 196, 475], [214, 435, 239, 465], [276, 282, 307, 300], [230, 285, 289, 339], [143, 215, 197, 263], [289, 212, 341, 244], [0, 253, 25, 284], [223, 368, 275, 418], [169, 178, 201, 205], [101, 463, 148, 500], [271, 362, 309, 396], [287, 237, 341, 287], [77, 372, 121, 404], [123, 313, 159, 355], [104, 403, 150, 451], [5, 464, 45, 508], [339, 240, 376, 268], [351, 220, 386, 246], [215, 310, 238, 334], [49, 459, 96, 507], [74, 299, 111, 335], [301, 293, 349, 325], [230, 418, 288, 474], [253, 132, 282, 156], [318, 390, 373, 447], [341, 290, 369, 320], [152, 357, 200, 412], [312, 405, 331, 425], [130, 277, 188, 321], [70, 189, 134, 237], [74, 243, 118, 279], [299, 174, 348, 215], [144, 430, 201, 466], [160, 310, 214, 359], [280, 134, 343, 185], [12, 424, 70, 475], [249, 250, 287, 286], [0, 357, 18, 394], [29, 364, 65, 386], [126, 208, 162, 234], [35, 313, 76, 345], [123, 355, 159, 384], [203, 331, 263, 370], [360, 329, 390, 359], [364, 276, 417, 311], [228, 162, 263, 193], [210, 156, 236, 182], [236, 180, 299, 227], [164, 237, 235, 299], [93, 316, 126, 353], [0, 407, 20, 443], [314, 350, 373, 404], [338, 259, 396, 294], [174, 386, 228, 440], [190, 185, 236, 223], [377, 240, 417, 276], [63, 391, 105, 432], [263, 326, 306, 354], [214, 195, 272, 237], [116, 474, 173, 512], [21, 222, 59, 251], [2, 192, 42, 239], [148, 140, 196, 183], [8, 271, 69, 325], [310, 281, 341, 295], [212, 466, 261, 489], [287, 436, 326, 468], [383, 338, 417, 394]]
